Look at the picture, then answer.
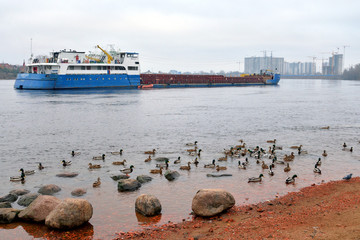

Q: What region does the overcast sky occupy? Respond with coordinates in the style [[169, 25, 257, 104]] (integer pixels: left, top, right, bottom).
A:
[[1, 0, 359, 72]]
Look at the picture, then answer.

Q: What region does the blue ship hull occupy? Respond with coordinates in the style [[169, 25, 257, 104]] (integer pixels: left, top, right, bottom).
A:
[[14, 73, 140, 90]]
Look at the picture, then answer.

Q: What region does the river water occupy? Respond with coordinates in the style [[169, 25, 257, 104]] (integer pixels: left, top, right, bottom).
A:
[[0, 79, 359, 239]]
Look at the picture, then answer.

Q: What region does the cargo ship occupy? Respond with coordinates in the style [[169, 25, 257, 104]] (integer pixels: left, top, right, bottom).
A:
[[14, 46, 280, 90]]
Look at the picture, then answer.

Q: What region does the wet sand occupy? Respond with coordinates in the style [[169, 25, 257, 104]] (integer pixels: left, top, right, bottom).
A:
[[115, 177, 360, 240]]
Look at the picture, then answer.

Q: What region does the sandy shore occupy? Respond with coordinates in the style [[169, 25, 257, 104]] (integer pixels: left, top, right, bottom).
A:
[[115, 177, 360, 240]]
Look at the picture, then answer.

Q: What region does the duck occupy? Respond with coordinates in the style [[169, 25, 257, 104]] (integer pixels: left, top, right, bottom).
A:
[[93, 154, 105, 160], [262, 161, 269, 169], [238, 161, 246, 169], [313, 163, 321, 174], [243, 157, 249, 166], [343, 173, 353, 180], [150, 167, 163, 174], [144, 149, 156, 155], [71, 151, 81, 156], [144, 156, 152, 162], [216, 165, 227, 171], [273, 157, 285, 165], [343, 142, 347, 148], [93, 177, 101, 187], [189, 149, 202, 157], [343, 146, 353, 152], [218, 156, 228, 161], [180, 162, 191, 171], [38, 163, 44, 170], [284, 163, 291, 172], [156, 159, 169, 169], [290, 144, 302, 149], [88, 163, 101, 169], [284, 152, 295, 161], [174, 156, 181, 164], [248, 174, 264, 183], [320, 126, 330, 129], [204, 159, 216, 168], [322, 150, 328, 157], [316, 158, 322, 166], [185, 141, 198, 146], [267, 139, 276, 143], [112, 160, 127, 165], [120, 165, 134, 175], [10, 169, 26, 182], [186, 146, 198, 153], [111, 149, 123, 155], [62, 160, 72, 167], [193, 157, 199, 165], [268, 165, 274, 176], [285, 174, 297, 184]]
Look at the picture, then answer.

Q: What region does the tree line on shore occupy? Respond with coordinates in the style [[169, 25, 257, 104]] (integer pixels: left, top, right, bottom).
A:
[[342, 64, 360, 80]]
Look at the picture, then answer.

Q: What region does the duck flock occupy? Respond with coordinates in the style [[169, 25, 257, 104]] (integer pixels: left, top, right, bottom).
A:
[[9, 137, 356, 187]]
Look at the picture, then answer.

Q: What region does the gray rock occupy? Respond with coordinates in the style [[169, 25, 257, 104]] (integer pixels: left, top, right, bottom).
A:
[[0, 202, 12, 208], [56, 172, 79, 178], [110, 174, 130, 181], [136, 175, 153, 184], [18, 195, 61, 222], [38, 184, 61, 195], [45, 198, 93, 229], [155, 157, 169, 162], [191, 189, 235, 217], [9, 189, 30, 196], [0, 208, 20, 223], [164, 170, 180, 181], [17, 193, 40, 207], [118, 179, 141, 192], [135, 194, 162, 217], [0, 193, 18, 203], [71, 188, 87, 197], [206, 174, 233, 177]]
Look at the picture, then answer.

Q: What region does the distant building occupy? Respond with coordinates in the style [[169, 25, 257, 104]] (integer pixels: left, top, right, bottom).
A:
[[322, 54, 343, 75], [244, 56, 284, 74], [283, 62, 316, 75]]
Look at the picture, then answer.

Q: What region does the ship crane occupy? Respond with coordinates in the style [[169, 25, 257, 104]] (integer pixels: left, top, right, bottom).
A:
[[97, 45, 114, 64], [85, 55, 101, 63]]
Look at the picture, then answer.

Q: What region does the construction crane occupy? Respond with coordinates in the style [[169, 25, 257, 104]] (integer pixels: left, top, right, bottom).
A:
[[97, 45, 114, 64]]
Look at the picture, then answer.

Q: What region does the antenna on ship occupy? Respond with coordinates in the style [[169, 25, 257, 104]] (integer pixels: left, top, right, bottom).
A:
[[30, 38, 33, 59]]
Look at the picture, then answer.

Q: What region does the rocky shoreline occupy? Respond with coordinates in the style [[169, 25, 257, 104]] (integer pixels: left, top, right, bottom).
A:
[[115, 177, 360, 240]]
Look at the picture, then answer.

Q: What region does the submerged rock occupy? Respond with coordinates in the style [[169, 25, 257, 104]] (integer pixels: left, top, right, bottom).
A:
[[118, 179, 141, 192], [17, 193, 40, 207], [136, 175, 153, 184], [164, 170, 180, 181], [38, 184, 61, 195], [71, 188, 87, 197], [0, 208, 20, 224], [56, 172, 79, 178], [18, 195, 61, 222], [9, 189, 30, 196], [206, 174, 233, 177], [0, 193, 18, 203], [192, 189, 235, 217], [110, 174, 130, 181], [155, 157, 169, 162], [135, 194, 162, 217], [45, 198, 93, 229]]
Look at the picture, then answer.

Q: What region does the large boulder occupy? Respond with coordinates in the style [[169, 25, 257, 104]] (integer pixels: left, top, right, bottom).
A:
[[71, 188, 87, 197], [0, 208, 20, 224], [17, 193, 40, 207], [110, 174, 129, 181], [191, 189, 235, 217], [164, 170, 180, 181], [135, 194, 162, 217], [45, 198, 93, 229], [118, 179, 141, 192], [0, 193, 18, 203], [38, 184, 61, 195], [9, 189, 30, 196], [56, 172, 79, 178], [0, 202, 12, 208], [136, 175, 153, 184], [18, 195, 61, 222]]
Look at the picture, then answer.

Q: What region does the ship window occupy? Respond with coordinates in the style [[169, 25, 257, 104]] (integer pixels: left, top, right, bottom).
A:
[[97, 66, 101, 70], [128, 66, 138, 71], [81, 66, 85, 70], [87, 66, 91, 70], [115, 66, 126, 70], [135, 62, 139, 64], [68, 66, 74, 70], [102, 66, 107, 70]]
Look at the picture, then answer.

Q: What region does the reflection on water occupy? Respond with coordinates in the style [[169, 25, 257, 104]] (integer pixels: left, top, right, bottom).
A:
[[0, 79, 360, 239]]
